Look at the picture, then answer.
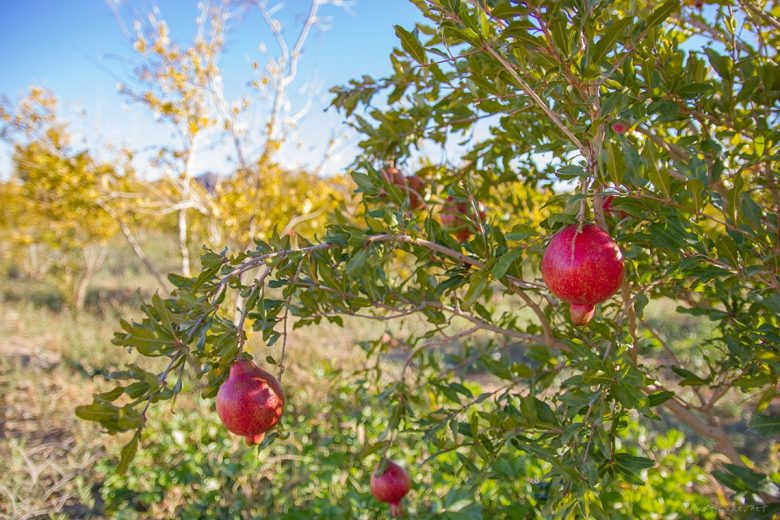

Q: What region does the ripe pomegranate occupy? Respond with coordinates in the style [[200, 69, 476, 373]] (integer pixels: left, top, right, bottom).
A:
[[541, 224, 624, 326], [381, 167, 425, 210], [602, 194, 628, 219], [612, 121, 628, 134], [216, 358, 285, 445], [440, 195, 487, 243], [370, 460, 411, 518]]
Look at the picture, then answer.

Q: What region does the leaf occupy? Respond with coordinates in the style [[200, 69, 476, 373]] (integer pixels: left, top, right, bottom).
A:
[[116, 431, 140, 475], [671, 366, 708, 386], [492, 248, 522, 279], [360, 440, 390, 458], [647, 390, 675, 407], [606, 141, 625, 185], [394, 26, 427, 65], [645, 0, 680, 30], [75, 402, 119, 423], [614, 453, 655, 471], [463, 270, 489, 308], [749, 414, 780, 435], [346, 247, 370, 276], [713, 464, 766, 493], [588, 17, 633, 66], [642, 141, 670, 198], [677, 82, 716, 99], [481, 355, 513, 380]]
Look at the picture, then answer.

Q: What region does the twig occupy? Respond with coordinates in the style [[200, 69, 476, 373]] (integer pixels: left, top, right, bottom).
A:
[[277, 260, 305, 382]]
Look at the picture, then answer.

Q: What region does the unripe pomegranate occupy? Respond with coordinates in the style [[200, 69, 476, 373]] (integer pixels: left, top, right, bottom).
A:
[[541, 224, 624, 326], [370, 460, 411, 518], [381, 167, 425, 210], [216, 358, 285, 445], [440, 195, 487, 243]]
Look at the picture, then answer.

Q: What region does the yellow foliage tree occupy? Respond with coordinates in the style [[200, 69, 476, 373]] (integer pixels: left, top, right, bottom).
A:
[[0, 88, 130, 308]]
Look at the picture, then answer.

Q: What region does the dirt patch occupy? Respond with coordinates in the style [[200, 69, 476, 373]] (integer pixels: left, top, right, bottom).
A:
[[1, 339, 106, 519]]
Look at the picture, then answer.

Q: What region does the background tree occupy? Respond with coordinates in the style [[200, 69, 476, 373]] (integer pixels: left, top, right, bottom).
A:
[[0, 88, 131, 309]]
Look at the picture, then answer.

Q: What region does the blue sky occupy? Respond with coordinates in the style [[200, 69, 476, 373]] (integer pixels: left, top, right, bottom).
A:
[[0, 1, 425, 177]]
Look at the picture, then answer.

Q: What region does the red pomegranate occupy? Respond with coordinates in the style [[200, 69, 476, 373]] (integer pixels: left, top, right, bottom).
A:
[[370, 460, 411, 518], [216, 358, 285, 445], [405, 174, 425, 210], [602, 195, 628, 219], [440, 195, 487, 243], [381, 167, 425, 210], [541, 224, 624, 326], [611, 121, 628, 134]]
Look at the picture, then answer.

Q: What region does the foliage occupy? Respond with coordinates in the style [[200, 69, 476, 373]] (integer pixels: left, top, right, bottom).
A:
[[193, 162, 350, 250], [0, 88, 132, 307], [77, 0, 780, 516]]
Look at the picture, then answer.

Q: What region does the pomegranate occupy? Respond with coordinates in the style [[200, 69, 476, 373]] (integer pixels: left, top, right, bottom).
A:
[[216, 358, 285, 445], [541, 224, 624, 326], [370, 460, 411, 518], [381, 167, 425, 210], [611, 121, 628, 134], [602, 194, 628, 219], [440, 195, 487, 243]]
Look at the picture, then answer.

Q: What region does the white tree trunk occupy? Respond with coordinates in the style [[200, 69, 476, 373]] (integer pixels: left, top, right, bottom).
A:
[[178, 208, 191, 277]]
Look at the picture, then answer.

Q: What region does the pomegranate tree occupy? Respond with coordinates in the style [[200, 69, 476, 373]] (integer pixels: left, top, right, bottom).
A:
[[216, 358, 285, 445], [370, 460, 411, 517], [541, 224, 624, 326]]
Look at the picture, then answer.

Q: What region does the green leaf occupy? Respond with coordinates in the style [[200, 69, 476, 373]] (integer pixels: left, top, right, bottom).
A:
[[642, 141, 671, 198], [671, 366, 708, 386], [646, 391, 675, 407], [394, 25, 427, 65], [480, 355, 513, 380], [588, 17, 633, 67], [749, 414, 780, 435], [116, 432, 140, 475], [606, 141, 625, 185], [345, 247, 370, 276], [614, 453, 655, 471], [492, 248, 522, 279], [713, 464, 766, 493], [360, 440, 391, 458], [75, 402, 119, 423], [463, 270, 489, 308], [645, 0, 680, 30]]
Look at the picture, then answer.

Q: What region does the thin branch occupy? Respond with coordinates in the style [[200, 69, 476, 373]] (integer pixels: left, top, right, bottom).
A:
[[277, 259, 304, 382], [481, 44, 587, 156]]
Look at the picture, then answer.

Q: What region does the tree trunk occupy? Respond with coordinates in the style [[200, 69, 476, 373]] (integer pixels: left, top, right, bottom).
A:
[[74, 245, 107, 311], [178, 208, 191, 277], [74, 272, 90, 311]]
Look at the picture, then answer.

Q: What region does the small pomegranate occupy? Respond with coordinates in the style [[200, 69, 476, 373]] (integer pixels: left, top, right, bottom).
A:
[[440, 195, 487, 243], [405, 174, 425, 210], [381, 167, 425, 210], [611, 121, 628, 134], [370, 460, 411, 518], [541, 224, 624, 326], [602, 195, 628, 219], [216, 358, 285, 445]]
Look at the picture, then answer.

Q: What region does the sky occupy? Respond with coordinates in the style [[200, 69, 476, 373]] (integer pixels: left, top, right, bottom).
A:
[[0, 0, 426, 178]]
